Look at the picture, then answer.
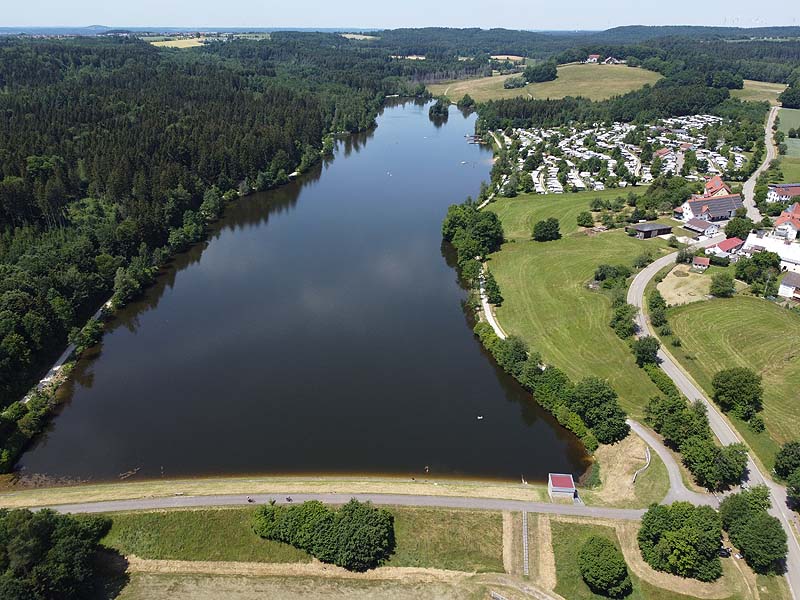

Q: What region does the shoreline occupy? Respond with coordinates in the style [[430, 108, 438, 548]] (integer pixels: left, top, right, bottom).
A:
[[0, 474, 553, 509]]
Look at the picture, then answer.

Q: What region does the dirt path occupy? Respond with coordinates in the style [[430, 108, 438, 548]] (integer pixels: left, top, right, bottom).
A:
[[502, 511, 514, 574], [536, 515, 557, 591]]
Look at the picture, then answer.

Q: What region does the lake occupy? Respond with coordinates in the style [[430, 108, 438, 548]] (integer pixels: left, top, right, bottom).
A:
[[19, 100, 589, 483]]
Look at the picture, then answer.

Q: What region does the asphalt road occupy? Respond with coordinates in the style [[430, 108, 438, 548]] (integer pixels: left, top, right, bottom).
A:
[[628, 245, 800, 599], [43, 492, 645, 521], [741, 105, 779, 222]]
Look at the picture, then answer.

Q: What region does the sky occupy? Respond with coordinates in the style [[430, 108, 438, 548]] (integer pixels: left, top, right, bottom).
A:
[[2, 0, 798, 30]]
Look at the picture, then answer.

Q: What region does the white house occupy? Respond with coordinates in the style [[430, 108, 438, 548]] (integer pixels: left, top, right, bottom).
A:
[[743, 232, 800, 273], [766, 184, 800, 204], [679, 194, 744, 222], [779, 271, 800, 300], [586, 54, 601, 63], [773, 202, 800, 241]]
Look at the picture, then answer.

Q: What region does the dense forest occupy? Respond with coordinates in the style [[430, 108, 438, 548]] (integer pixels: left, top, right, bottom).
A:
[[0, 33, 486, 470], [1, 26, 800, 472]]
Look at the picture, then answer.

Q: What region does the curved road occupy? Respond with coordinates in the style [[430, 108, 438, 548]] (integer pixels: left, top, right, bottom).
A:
[[628, 247, 800, 599], [42, 492, 644, 521], [742, 106, 779, 221]]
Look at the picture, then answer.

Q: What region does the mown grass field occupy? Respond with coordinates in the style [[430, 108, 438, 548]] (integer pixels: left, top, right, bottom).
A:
[[102, 506, 504, 573], [778, 107, 800, 158], [731, 80, 786, 105], [428, 64, 661, 103], [779, 157, 800, 182], [666, 296, 800, 469], [486, 191, 669, 417]]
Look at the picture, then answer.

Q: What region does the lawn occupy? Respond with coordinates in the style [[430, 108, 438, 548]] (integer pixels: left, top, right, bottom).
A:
[[549, 520, 772, 600], [665, 296, 800, 469], [731, 80, 787, 105], [486, 191, 669, 417], [779, 157, 800, 183], [102, 506, 504, 573], [428, 64, 661, 103], [778, 108, 800, 158]]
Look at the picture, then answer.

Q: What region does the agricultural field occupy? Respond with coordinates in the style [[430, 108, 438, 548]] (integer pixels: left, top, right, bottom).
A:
[[102, 506, 503, 573], [665, 296, 800, 468], [427, 63, 661, 103], [731, 80, 787, 105], [486, 190, 670, 417], [150, 37, 206, 48], [778, 107, 800, 158]]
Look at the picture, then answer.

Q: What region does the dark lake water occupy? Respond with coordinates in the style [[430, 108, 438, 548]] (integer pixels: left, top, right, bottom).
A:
[[19, 100, 589, 483]]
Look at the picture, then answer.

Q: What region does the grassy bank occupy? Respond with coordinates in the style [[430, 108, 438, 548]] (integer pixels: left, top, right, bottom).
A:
[[486, 191, 670, 417], [780, 157, 800, 182], [0, 476, 550, 509], [102, 506, 504, 573], [665, 296, 800, 469], [428, 64, 661, 103]]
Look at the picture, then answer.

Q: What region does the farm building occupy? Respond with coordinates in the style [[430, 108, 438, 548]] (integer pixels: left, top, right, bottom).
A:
[[684, 218, 720, 236], [679, 194, 744, 222], [778, 271, 800, 300], [692, 256, 710, 271], [626, 223, 673, 239], [586, 54, 601, 63], [705, 236, 744, 258], [766, 183, 800, 204], [548, 473, 577, 500]]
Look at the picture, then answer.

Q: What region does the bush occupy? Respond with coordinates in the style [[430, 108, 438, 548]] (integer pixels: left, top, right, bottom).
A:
[[577, 211, 594, 228], [253, 499, 394, 571], [578, 536, 632, 598], [610, 303, 637, 339], [643, 363, 680, 398]]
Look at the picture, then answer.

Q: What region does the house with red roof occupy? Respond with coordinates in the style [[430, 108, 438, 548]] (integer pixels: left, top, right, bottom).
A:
[[766, 183, 800, 204], [586, 54, 601, 63], [704, 175, 731, 198], [692, 256, 710, 271], [774, 202, 800, 241], [705, 236, 745, 258]]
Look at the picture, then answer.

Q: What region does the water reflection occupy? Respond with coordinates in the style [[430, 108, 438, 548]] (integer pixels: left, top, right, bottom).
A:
[[20, 101, 589, 483]]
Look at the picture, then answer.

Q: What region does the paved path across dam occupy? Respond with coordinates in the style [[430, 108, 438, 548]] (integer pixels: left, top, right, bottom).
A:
[[42, 492, 646, 521]]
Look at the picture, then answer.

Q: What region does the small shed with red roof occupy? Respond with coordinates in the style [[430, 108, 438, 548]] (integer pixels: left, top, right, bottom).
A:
[[692, 256, 710, 271], [548, 473, 577, 499]]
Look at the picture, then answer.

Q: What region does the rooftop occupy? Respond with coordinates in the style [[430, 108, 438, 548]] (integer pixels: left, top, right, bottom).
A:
[[631, 223, 672, 232], [549, 473, 575, 489], [782, 271, 800, 289]]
